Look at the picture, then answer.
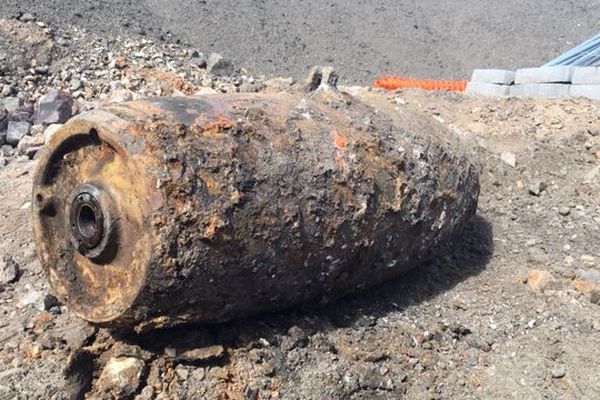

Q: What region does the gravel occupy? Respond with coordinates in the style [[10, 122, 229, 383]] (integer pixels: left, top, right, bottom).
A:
[[0, 18, 268, 167], [0, 81, 599, 399], [1, 0, 599, 83], [0, 7, 599, 400]]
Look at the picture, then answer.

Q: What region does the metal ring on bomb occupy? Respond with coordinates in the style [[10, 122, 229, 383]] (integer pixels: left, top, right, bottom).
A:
[[67, 183, 118, 263], [70, 191, 104, 250]]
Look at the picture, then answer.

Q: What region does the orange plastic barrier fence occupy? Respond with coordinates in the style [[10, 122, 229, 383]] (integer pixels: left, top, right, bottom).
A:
[[374, 76, 468, 92]]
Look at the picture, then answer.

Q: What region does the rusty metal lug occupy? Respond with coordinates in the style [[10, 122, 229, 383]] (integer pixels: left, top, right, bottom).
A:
[[32, 87, 479, 332], [304, 65, 339, 92]]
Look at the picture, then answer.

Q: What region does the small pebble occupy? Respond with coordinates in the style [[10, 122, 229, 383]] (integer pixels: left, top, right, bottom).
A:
[[528, 180, 546, 196], [551, 367, 566, 379], [0, 255, 20, 285], [501, 151, 516, 167]]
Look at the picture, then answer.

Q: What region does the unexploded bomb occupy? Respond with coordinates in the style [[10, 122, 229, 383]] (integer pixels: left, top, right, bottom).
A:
[[32, 78, 479, 332]]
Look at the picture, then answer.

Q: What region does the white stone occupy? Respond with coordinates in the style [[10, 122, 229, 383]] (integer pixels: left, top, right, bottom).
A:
[[501, 151, 516, 167], [515, 67, 573, 84], [97, 357, 145, 398], [19, 288, 43, 309]]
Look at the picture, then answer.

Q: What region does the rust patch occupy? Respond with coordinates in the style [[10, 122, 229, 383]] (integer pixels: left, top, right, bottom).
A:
[[329, 129, 347, 173], [191, 112, 235, 135], [330, 129, 346, 149]]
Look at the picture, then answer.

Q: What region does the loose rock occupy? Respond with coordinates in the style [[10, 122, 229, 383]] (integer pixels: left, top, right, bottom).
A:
[[1, 84, 14, 97], [195, 87, 218, 95], [69, 79, 83, 92], [175, 365, 190, 380], [6, 121, 30, 146], [21, 340, 43, 359], [1, 97, 21, 113], [19, 288, 53, 310], [17, 134, 45, 158], [0, 107, 8, 132], [0, 255, 20, 285], [97, 357, 146, 398], [174, 345, 225, 364], [19, 13, 35, 22], [207, 53, 235, 76], [52, 319, 97, 349], [527, 269, 560, 292], [283, 325, 309, 350], [551, 367, 566, 379], [43, 124, 63, 142], [109, 89, 134, 103], [501, 151, 516, 167], [528, 180, 546, 196], [135, 386, 155, 400], [42, 294, 60, 310], [34, 89, 73, 125], [11, 105, 34, 123]]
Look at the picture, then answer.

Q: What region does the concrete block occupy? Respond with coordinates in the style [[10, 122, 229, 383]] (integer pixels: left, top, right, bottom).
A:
[[570, 85, 600, 100], [572, 67, 600, 84], [471, 69, 515, 85], [515, 67, 573, 84], [465, 82, 510, 97], [509, 84, 570, 97]]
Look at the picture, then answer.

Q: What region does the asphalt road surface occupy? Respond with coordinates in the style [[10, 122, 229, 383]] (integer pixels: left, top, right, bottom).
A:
[[2, 0, 599, 83]]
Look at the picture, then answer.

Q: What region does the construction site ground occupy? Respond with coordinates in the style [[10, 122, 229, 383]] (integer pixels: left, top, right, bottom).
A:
[[0, 10, 599, 400], [2, 0, 599, 83]]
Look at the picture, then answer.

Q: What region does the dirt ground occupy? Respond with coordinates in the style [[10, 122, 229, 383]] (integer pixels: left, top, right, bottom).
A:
[[1, 86, 600, 399], [0, 10, 600, 400], [2, 0, 600, 82]]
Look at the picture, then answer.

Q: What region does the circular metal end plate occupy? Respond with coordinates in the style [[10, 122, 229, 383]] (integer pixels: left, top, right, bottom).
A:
[[31, 115, 160, 325]]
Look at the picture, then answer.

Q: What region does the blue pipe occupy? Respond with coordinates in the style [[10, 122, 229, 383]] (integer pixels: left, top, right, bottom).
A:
[[544, 32, 600, 66]]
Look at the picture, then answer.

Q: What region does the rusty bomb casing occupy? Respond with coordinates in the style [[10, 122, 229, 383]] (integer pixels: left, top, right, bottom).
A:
[[32, 84, 479, 331]]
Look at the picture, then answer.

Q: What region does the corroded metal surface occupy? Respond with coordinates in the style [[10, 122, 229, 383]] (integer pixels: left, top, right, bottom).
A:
[[32, 87, 479, 331]]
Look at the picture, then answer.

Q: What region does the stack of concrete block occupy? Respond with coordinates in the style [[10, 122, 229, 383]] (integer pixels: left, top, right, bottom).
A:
[[511, 66, 572, 97], [465, 66, 600, 100], [466, 70, 515, 96], [570, 67, 600, 99]]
